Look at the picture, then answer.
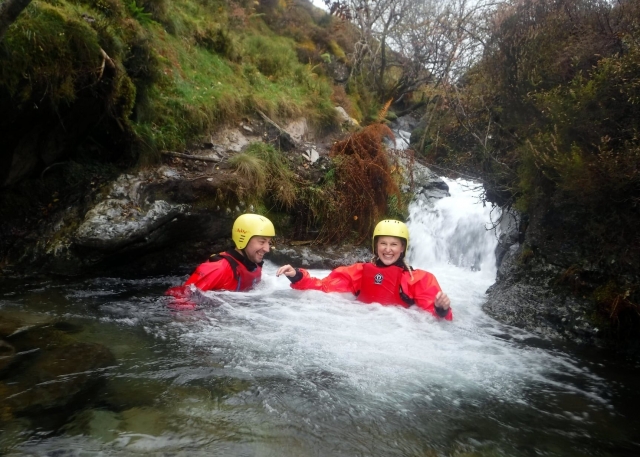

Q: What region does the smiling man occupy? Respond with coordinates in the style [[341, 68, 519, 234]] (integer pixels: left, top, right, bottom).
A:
[[177, 214, 275, 293]]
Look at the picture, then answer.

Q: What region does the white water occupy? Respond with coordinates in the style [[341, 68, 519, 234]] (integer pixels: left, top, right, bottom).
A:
[[169, 179, 609, 420], [8, 178, 629, 457]]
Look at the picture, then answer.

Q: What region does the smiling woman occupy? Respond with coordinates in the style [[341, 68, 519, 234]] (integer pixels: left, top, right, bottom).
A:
[[376, 236, 404, 265], [276, 219, 452, 319]]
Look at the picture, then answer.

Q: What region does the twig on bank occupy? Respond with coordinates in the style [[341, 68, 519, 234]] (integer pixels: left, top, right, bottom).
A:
[[256, 110, 300, 148], [161, 151, 222, 163], [97, 48, 115, 81]]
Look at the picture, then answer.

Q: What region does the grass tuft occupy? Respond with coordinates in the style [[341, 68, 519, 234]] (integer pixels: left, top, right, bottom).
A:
[[228, 152, 268, 198]]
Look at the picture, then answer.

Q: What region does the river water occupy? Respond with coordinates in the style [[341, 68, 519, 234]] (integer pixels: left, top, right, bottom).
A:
[[1, 179, 640, 456]]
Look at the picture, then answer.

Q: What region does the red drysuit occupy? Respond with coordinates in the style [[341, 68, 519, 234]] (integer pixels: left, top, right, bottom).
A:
[[165, 250, 262, 310], [289, 262, 452, 320]]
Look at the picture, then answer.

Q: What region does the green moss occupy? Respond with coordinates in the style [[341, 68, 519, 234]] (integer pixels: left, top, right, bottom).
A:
[[518, 246, 534, 265], [328, 40, 346, 63], [1, 3, 102, 104]]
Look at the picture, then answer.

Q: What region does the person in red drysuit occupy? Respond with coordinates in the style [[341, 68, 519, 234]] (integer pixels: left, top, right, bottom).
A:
[[276, 219, 452, 320], [166, 214, 275, 308]]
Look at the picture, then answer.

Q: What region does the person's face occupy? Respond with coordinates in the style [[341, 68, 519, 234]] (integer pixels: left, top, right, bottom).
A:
[[376, 236, 405, 266], [243, 236, 272, 263]]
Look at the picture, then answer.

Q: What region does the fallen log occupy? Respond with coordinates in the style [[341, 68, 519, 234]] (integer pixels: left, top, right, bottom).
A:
[[161, 151, 222, 163]]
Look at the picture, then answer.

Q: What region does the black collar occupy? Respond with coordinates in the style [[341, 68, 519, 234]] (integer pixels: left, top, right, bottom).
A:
[[226, 249, 263, 271]]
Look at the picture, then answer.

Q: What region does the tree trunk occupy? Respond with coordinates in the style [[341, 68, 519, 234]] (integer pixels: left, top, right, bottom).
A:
[[0, 0, 32, 42]]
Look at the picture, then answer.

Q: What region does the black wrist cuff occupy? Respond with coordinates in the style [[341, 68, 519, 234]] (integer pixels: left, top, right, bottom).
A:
[[435, 306, 449, 317], [288, 269, 303, 283]]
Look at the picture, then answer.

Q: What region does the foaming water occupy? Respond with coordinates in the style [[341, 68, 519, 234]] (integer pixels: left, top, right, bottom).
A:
[[152, 179, 618, 454], [4, 180, 640, 456]]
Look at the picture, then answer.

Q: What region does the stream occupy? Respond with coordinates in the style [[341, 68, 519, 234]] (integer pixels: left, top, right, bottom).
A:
[[1, 179, 639, 456]]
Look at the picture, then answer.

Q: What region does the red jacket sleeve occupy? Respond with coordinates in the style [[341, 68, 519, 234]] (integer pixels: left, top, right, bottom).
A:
[[401, 269, 453, 320], [184, 260, 238, 291], [291, 263, 364, 295]]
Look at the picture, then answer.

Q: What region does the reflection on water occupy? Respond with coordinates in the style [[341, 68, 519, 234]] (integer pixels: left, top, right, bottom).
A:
[[1, 180, 639, 456]]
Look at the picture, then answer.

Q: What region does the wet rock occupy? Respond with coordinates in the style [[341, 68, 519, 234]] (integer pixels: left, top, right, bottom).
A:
[[0, 416, 30, 451], [390, 150, 450, 203], [0, 314, 22, 337], [120, 407, 168, 436], [76, 198, 188, 250], [64, 409, 122, 442], [270, 245, 370, 270], [1, 322, 115, 422], [484, 252, 600, 344], [104, 377, 168, 411], [495, 208, 521, 269], [52, 321, 83, 334], [393, 114, 420, 132]]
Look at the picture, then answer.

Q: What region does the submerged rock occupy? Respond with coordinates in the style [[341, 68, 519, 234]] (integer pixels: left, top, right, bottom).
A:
[[0, 340, 15, 372], [270, 245, 371, 270], [1, 323, 115, 419]]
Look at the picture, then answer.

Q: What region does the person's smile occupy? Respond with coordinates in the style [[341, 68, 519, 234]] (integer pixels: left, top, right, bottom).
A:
[[376, 236, 404, 265]]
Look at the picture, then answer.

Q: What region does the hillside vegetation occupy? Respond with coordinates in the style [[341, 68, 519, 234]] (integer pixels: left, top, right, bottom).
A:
[[0, 0, 363, 187], [0, 0, 414, 267], [412, 0, 640, 341]]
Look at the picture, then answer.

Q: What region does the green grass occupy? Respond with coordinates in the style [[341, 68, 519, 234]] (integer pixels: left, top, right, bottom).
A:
[[1, 0, 338, 167], [131, 19, 337, 152], [228, 152, 268, 199]]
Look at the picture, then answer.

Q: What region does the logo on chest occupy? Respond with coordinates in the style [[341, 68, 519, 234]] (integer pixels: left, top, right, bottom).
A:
[[374, 273, 384, 284]]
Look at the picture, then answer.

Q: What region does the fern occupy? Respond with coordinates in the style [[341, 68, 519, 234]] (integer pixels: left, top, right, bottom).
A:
[[127, 1, 153, 25]]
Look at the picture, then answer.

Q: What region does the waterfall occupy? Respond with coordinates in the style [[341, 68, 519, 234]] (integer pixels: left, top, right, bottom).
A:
[[407, 178, 499, 274]]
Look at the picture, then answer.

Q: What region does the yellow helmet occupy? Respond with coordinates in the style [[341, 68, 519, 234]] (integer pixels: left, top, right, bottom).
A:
[[372, 219, 409, 254], [232, 214, 276, 249]]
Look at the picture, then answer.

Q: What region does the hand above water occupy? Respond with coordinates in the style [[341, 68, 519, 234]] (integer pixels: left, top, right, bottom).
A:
[[276, 264, 297, 277], [435, 291, 450, 310]]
